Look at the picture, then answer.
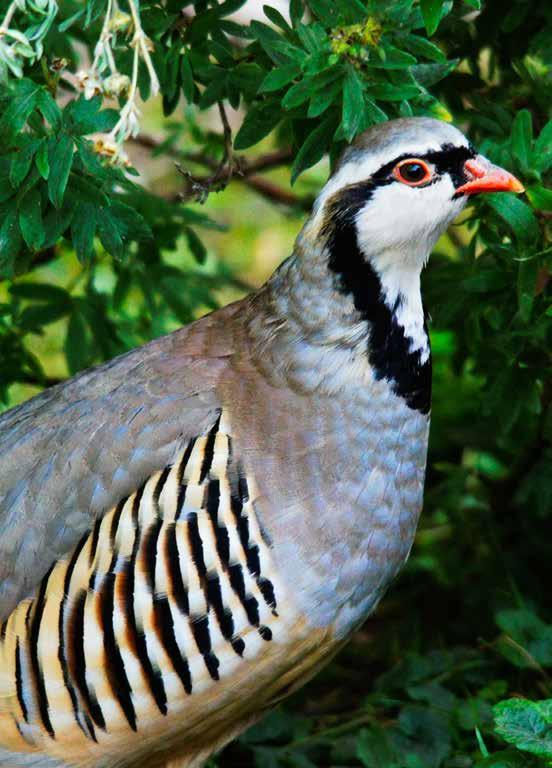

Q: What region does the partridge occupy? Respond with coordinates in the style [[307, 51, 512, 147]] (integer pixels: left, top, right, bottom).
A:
[[0, 117, 523, 768]]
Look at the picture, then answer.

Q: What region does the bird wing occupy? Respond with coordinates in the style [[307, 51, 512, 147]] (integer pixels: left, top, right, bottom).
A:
[[0, 397, 332, 768], [0, 304, 241, 618]]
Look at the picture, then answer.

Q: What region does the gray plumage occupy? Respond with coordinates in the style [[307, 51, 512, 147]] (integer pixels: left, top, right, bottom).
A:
[[0, 117, 520, 768]]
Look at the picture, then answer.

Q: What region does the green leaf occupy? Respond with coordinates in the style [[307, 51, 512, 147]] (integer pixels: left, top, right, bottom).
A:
[[259, 63, 301, 93], [420, 0, 446, 36], [234, 100, 281, 150], [291, 112, 337, 183], [364, 98, 388, 124], [282, 68, 342, 109], [373, 44, 417, 70], [493, 699, 552, 758], [526, 185, 552, 211], [517, 259, 537, 323], [18, 188, 44, 250], [342, 65, 364, 142], [10, 283, 71, 303], [308, 79, 343, 118], [35, 140, 50, 180], [64, 97, 118, 135], [399, 33, 447, 63], [10, 139, 40, 186], [533, 121, 552, 172], [58, 8, 85, 32], [263, 4, 292, 32], [485, 194, 540, 242], [0, 80, 39, 142], [306, 0, 341, 25], [0, 202, 21, 274], [20, 302, 70, 330], [411, 60, 459, 87], [71, 203, 97, 262], [185, 228, 207, 264], [65, 310, 89, 374], [290, 0, 304, 26], [48, 134, 74, 208], [250, 21, 303, 65], [36, 89, 62, 130], [181, 53, 195, 103], [97, 209, 124, 259], [368, 83, 421, 101], [511, 109, 533, 171]]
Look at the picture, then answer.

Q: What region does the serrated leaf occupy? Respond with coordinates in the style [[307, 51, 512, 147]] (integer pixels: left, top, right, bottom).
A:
[[48, 134, 74, 208], [486, 194, 540, 242], [234, 100, 281, 150], [342, 65, 364, 142], [421, 0, 446, 36], [18, 187, 44, 250]]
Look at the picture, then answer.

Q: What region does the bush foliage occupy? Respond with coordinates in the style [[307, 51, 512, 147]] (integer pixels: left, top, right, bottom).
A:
[[0, 0, 551, 766]]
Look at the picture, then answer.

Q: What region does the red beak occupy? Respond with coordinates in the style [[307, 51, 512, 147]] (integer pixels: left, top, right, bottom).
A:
[[456, 157, 525, 196]]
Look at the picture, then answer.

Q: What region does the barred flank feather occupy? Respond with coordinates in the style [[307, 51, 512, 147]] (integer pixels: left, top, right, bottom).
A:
[[0, 413, 321, 767]]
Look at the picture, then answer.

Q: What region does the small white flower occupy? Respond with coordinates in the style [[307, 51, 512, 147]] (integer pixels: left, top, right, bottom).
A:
[[103, 72, 130, 97], [76, 69, 103, 99], [125, 103, 141, 138], [94, 135, 130, 166]]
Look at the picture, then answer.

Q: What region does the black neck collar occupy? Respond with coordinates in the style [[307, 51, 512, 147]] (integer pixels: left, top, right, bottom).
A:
[[322, 183, 432, 415]]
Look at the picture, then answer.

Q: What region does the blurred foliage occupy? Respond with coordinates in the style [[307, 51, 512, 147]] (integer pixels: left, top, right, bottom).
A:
[[0, 0, 551, 766]]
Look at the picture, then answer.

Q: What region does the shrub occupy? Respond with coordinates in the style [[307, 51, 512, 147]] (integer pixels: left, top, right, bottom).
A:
[[0, 0, 550, 765]]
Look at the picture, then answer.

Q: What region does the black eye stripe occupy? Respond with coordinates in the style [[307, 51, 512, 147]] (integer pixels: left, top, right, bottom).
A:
[[372, 142, 476, 187]]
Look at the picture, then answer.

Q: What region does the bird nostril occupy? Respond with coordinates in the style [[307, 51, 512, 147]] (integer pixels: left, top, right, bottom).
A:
[[464, 158, 487, 181]]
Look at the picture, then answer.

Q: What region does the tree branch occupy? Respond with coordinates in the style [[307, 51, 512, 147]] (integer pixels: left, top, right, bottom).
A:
[[130, 134, 312, 209]]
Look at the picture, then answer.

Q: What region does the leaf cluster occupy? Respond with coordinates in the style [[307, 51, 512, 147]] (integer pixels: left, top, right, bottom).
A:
[[0, 1, 551, 767]]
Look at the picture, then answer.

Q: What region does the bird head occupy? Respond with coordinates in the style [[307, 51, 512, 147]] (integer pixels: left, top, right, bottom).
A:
[[309, 117, 523, 270]]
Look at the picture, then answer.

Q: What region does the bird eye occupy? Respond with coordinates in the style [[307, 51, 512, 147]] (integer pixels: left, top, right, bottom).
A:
[[393, 158, 432, 187]]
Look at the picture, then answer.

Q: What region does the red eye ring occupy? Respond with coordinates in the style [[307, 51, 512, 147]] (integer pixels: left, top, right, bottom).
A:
[[393, 158, 433, 187]]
